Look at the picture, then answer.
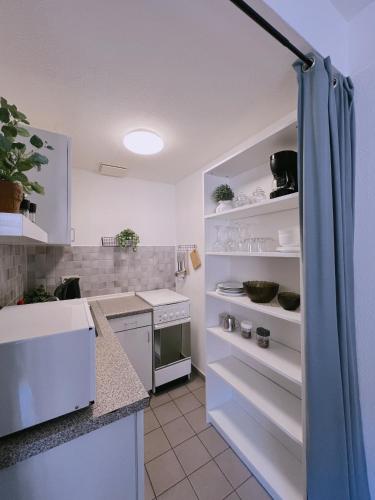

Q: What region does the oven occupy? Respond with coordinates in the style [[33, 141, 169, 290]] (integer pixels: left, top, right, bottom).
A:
[[152, 301, 191, 391]]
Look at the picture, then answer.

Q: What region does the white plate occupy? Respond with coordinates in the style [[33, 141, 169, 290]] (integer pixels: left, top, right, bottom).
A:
[[216, 289, 246, 297], [217, 281, 243, 290]]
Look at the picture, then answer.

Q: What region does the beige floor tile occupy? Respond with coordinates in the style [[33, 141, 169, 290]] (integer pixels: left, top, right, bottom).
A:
[[186, 374, 205, 392], [168, 384, 190, 400], [153, 401, 182, 425], [163, 415, 195, 447], [174, 436, 211, 475], [157, 478, 198, 500], [174, 393, 202, 414], [184, 406, 210, 434], [145, 406, 151, 414], [144, 410, 160, 434], [150, 392, 172, 409], [144, 467, 155, 500], [189, 460, 233, 500], [215, 449, 251, 489], [198, 427, 228, 457], [236, 477, 271, 500], [146, 450, 185, 496], [192, 387, 206, 404], [144, 427, 171, 463]]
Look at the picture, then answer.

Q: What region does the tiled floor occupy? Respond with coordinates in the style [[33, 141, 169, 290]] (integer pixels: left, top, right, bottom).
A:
[[144, 374, 271, 500]]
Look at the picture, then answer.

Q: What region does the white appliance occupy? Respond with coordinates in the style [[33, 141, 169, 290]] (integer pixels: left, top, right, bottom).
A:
[[136, 289, 191, 391], [0, 299, 96, 438]]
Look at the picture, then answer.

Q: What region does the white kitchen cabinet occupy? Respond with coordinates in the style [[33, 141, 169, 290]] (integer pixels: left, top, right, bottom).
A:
[[115, 325, 153, 392], [26, 127, 71, 245]]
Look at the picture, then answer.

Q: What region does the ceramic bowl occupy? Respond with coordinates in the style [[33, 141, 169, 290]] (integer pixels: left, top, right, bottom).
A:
[[243, 281, 279, 303], [277, 292, 300, 311]]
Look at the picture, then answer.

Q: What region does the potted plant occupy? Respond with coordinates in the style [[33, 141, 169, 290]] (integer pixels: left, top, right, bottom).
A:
[[116, 228, 140, 251], [0, 97, 54, 213], [212, 184, 234, 213]]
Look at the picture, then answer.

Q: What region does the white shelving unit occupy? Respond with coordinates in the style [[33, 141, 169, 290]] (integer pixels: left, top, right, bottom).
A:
[[203, 112, 305, 499], [206, 251, 300, 258], [0, 212, 48, 244]]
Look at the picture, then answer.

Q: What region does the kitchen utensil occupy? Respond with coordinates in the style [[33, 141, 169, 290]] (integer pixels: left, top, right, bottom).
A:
[[222, 314, 236, 332], [243, 281, 279, 303], [269, 150, 298, 199], [190, 249, 201, 270], [278, 292, 300, 311]]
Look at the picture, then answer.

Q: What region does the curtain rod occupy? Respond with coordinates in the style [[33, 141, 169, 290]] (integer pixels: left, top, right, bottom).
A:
[[228, 0, 313, 68]]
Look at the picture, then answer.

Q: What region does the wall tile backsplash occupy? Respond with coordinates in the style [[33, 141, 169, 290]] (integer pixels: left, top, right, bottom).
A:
[[0, 245, 27, 307], [26, 246, 176, 298]]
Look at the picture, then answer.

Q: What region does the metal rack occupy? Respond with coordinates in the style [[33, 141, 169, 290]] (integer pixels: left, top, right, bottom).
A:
[[177, 244, 197, 252], [101, 236, 137, 250]]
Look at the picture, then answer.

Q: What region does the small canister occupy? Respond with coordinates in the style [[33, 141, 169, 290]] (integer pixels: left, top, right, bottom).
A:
[[256, 327, 270, 348], [240, 320, 252, 339], [29, 203, 37, 223], [20, 198, 30, 218]]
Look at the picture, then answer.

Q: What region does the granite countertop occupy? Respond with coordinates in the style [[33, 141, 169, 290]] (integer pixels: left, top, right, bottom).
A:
[[0, 297, 151, 470]]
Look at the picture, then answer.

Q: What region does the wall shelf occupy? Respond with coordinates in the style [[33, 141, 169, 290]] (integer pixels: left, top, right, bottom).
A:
[[206, 251, 300, 258], [207, 291, 301, 324], [207, 327, 302, 388], [204, 193, 298, 221], [208, 356, 302, 446], [208, 401, 303, 500], [0, 213, 48, 244]]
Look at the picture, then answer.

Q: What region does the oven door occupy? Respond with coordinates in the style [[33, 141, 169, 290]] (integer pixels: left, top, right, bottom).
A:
[[154, 318, 191, 369]]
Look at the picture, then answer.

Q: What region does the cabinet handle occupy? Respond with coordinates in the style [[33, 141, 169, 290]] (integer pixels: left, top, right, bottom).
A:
[[148, 330, 150, 343], [71, 227, 76, 243]]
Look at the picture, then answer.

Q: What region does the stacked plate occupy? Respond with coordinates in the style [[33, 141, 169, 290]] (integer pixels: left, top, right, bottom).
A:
[[216, 281, 245, 297]]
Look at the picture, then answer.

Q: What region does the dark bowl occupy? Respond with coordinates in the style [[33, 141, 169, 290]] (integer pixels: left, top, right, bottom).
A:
[[243, 281, 279, 303], [277, 292, 300, 311]]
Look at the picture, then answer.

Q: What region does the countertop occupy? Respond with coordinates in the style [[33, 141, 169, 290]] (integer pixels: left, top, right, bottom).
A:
[[0, 296, 151, 470]]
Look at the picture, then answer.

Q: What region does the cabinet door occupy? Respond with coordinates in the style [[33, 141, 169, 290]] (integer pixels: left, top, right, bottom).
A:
[[116, 326, 152, 391], [25, 127, 71, 245]]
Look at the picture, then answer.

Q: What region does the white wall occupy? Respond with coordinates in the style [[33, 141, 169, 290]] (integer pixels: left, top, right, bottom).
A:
[[71, 169, 176, 247], [349, 3, 375, 494]]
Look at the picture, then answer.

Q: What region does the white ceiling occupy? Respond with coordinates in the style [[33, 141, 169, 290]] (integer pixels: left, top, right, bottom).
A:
[[330, 0, 374, 20], [0, 0, 302, 183]]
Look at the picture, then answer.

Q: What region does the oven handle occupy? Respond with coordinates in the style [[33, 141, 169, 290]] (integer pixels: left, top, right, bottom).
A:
[[154, 317, 191, 329]]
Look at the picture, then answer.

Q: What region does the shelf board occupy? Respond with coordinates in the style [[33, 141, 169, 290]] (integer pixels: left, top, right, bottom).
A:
[[208, 356, 302, 446], [204, 193, 298, 221], [207, 327, 302, 387], [0, 213, 48, 244], [208, 401, 303, 500], [206, 291, 301, 324], [206, 251, 300, 258]]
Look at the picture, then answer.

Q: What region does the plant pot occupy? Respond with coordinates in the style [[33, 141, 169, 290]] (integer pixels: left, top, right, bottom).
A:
[[0, 181, 23, 213], [216, 200, 233, 213]]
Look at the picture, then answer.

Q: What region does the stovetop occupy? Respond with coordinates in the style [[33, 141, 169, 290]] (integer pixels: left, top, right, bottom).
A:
[[136, 289, 189, 307]]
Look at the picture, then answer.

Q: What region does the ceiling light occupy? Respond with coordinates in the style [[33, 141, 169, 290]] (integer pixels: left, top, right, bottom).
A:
[[123, 130, 164, 155]]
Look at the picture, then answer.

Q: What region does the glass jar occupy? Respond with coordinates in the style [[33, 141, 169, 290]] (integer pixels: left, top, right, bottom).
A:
[[20, 198, 30, 218], [29, 203, 37, 223], [240, 320, 252, 339], [256, 327, 270, 348]]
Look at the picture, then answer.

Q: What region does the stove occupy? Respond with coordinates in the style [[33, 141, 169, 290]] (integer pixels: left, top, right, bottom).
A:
[[136, 289, 191, 391]]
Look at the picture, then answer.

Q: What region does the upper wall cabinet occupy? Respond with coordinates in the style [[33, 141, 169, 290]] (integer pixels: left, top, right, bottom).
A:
[[26, 127, 71, 245]]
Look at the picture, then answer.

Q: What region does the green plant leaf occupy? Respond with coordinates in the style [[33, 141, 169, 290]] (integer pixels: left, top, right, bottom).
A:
[[0, 134, 12, 152], [30, 135, 43, 148], [29, 152, 49, 165], [0, 108, 10, 123], [11, 142, 26, 152], [17, 127, 30, 137], [0, 97, 8, 108], [46, 145, 54, 150], [29, 181, 45, 194], [9, 172, 28, 184], [17, 159, 34, 171], [2, 124, 17, 138]]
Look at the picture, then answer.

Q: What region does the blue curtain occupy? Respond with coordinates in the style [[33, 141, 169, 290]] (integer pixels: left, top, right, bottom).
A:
[[294, 54, 370, 499]]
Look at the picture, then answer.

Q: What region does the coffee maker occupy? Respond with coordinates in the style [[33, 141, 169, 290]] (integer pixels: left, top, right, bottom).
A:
[[269, 150, 298, 199]]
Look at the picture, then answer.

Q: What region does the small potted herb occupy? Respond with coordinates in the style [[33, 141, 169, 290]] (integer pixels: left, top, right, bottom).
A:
[[0, 97, 54, 213], [212, 184, 234, 213], [117, 228, 140, 251]]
